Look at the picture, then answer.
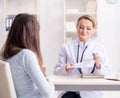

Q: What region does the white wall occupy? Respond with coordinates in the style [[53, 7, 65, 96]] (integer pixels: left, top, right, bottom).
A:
[[97, 0, 120, 74], [40, 0, 64, 75], [0, 0, 7, 49], [97, 0, 120, 97]]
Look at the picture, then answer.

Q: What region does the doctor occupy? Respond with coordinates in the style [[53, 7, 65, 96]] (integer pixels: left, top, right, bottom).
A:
[[54, 15, 111, 98]]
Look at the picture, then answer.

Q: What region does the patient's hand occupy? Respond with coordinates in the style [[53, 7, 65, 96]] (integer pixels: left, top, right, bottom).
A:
[[42, 65, 46, 76]]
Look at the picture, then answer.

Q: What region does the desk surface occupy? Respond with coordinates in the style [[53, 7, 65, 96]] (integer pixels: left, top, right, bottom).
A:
[[48, 75, 120, 91]]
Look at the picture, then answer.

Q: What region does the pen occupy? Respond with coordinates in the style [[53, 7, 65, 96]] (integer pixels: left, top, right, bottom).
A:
[[91, 53, 97, 73]]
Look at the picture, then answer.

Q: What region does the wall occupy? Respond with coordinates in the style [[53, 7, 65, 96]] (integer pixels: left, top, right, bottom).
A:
[[97, 0, 120, 97], [97, 0, 120, 74], [40, 0, 64, 75], [0, 0, 7, 49]]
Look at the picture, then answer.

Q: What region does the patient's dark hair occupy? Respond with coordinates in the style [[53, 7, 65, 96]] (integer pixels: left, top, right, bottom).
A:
[[1, 13, 43, 66]]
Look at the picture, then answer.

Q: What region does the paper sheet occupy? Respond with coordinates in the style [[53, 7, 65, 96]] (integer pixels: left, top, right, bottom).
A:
[[105, 75, 120, 81], [67, 60, 95, 68]]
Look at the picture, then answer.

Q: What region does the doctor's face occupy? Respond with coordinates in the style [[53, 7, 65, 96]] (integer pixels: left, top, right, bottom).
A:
[[77, 19, 95, 43]]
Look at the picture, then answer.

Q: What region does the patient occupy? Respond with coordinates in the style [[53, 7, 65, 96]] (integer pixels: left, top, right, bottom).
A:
[[1, 13, 54, 98]]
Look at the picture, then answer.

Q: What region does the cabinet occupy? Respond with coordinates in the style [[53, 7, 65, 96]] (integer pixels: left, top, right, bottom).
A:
[[64, 0, 97, 42], [4, 0, 40, 32]]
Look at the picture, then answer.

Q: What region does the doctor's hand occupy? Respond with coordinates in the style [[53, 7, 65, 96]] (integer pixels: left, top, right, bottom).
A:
[[93, 53, 101, 69], [65, 62, 75, 72]]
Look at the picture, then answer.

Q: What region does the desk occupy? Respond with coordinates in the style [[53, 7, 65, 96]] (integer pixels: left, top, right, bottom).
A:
[[48, 75, 120, 91]]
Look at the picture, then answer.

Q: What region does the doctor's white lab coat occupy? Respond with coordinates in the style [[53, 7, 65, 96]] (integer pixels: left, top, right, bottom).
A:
[[54, 39, 111, 98]]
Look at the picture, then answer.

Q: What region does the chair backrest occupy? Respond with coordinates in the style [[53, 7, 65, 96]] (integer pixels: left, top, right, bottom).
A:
[[0, 60, 17, 98]]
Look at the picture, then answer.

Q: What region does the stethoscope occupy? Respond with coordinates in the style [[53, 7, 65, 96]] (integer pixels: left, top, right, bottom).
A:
[[76, 44, 96, 74]]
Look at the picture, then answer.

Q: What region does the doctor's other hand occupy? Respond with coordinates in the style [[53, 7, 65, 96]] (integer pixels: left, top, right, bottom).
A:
[[65, 62, 75, 72], [93, 54, 101, 69]]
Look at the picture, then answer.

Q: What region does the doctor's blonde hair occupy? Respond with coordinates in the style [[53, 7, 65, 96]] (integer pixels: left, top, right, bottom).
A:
[[77, 15, 97, 29]]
